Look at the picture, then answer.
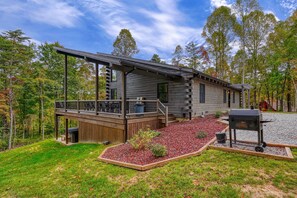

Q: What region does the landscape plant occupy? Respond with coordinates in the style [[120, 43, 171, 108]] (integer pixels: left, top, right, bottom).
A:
[[196, 131, 208, 139], [149, 143, 168, 157], [215, 111, 222, 118], [128, 129, 159, 150]]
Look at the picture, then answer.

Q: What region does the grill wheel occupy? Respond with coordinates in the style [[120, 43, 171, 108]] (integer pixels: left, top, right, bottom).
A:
[[255, 146, 264, 152]]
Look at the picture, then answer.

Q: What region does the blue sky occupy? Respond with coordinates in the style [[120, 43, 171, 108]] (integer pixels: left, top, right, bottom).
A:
[[0, 0, 296, 60]]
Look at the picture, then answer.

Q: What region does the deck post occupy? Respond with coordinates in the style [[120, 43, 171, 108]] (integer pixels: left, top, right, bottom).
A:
[[64, 55, 68, 112], [165, 106, 169, 127], [121, 71, 127, 142], [65, 118, 69, 144], [95, 63, 99, 115]]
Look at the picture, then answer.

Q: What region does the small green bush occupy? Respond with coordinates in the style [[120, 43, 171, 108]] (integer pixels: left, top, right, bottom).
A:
[[196, 131, 207, 139], [215, 111, 222, 118], [128, 129, 155, 150], [148, 129, 161, 137], [0, 139, 8, 151], [150, 143, 167, 157]]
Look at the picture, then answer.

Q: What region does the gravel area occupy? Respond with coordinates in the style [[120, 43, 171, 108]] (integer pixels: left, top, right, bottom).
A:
[[227, 112, 297, 146], [213, 140, 288, 156]]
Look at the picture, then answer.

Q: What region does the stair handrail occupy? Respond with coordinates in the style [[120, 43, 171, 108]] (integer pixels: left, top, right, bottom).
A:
[[157, 99, 168, 127]]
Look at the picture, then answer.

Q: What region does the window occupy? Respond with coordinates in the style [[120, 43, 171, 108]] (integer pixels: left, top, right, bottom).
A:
[[199, 83, 205, 103], [233, 91, 235, 103], [111, 89, 117, 99], [223, 89, 227, 103], [157, 83, 168, 103], [111, 70, 117, 82]]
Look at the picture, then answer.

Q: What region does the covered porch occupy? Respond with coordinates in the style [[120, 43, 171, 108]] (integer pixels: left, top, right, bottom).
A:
[[54, 47, 177, 144]]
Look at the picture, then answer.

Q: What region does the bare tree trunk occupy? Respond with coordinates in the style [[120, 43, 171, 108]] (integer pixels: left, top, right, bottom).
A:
[[293, 81, 297, 111], [8, 77, 13, 150], [271, 92, 274, 110], [287, 82, 292, 112], [265, 84, 270, 104], [276, 89, 279, 111], [41, 83, 44, 140], [280, 76, 287, 112]]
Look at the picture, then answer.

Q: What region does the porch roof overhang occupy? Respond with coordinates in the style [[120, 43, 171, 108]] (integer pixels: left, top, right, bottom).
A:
[[54, 47, 246, 89], [230, 84, 253, 90], [54, 47, 193, 79]]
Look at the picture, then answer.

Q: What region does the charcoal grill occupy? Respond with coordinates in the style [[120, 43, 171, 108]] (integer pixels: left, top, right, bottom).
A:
[[226, 109, 272, 152]]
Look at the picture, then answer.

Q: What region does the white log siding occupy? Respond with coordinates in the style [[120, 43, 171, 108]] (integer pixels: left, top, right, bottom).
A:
[[192, 79, 240, 116], [109, 71, 240, 118]]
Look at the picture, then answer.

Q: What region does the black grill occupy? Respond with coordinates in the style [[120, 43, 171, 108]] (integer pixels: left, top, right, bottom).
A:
[[227, 109, 271, 152]]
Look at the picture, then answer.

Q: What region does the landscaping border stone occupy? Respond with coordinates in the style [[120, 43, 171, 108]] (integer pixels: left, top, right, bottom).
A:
[[209, 140, 295, 161], [98, 137, 218, 171]]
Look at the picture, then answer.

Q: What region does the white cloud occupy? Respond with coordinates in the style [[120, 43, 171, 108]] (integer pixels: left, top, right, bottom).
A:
[[210, 0, 232, 8], [264, 10, 280, 21], [0, 0, 83, 28], [79, 0, 202, 57], [29, 38, 42, 46], [279, 0, 297, 15]]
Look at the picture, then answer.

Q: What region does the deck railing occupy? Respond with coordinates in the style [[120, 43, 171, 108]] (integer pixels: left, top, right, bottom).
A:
[[157, 99, 169, 126], [55, 99, 168, 121]]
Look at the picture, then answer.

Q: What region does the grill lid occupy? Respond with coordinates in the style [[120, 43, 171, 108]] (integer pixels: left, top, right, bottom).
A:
[[229, 109, 261, 116]]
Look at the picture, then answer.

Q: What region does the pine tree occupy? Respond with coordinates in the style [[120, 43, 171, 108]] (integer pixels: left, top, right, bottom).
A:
[[151, 54, 161, 63], [112, 29, 139, 57], [172, 45, 184, 66]]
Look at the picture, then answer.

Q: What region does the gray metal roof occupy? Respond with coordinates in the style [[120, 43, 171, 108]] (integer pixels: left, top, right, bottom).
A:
[[230, 84, 253, 90], [54, 47, 242, 89]]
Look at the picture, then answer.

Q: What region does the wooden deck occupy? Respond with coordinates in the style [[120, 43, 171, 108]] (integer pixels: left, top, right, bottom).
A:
[[55, 99, 168, 144]]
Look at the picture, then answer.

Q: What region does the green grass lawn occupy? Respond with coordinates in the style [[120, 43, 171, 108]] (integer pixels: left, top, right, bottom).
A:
[[0, 140, 296, 198]]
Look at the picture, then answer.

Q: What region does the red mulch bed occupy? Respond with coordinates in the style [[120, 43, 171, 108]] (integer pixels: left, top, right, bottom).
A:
[[101, 115, 227, 165]]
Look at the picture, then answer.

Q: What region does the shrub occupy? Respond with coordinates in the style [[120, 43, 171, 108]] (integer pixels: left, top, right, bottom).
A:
[[150, 143, 167, 157], [148, 129, 161, 137], [215, 111, 222, 118], [0, 140, 8, 151], [196, 131, 207, 139], [128, 129, 155, 150]]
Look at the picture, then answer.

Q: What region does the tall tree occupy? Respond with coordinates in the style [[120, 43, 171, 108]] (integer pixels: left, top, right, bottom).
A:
[[202, 6, 237, 80], [185, 41, 199, 69], [151, 54, 161, 63], [112, 29, 139, 57], [244, 10, 276, 106], [233, 0, 260, 107], [0, 30, 34, 149], [185, 41, 209, 70], [266, 10, 297, 111], [172, 45, 184, 66]]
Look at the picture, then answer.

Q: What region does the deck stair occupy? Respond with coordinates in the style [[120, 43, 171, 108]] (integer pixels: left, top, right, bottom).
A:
[[158, 114, 178, 125]]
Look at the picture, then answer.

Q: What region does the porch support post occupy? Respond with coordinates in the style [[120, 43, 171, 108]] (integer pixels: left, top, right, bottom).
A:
[[65, 118, 69, 144], [241, 85, 245, 109], [248, 89, 251, 109], [95, 63, 99, 115], [64, 55, 68, 112], [121, 71, 128, 142], [55, 115, 59, 140]]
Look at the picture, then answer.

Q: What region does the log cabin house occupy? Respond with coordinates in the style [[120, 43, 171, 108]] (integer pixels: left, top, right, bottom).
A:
[[54, 47, 250, 144]]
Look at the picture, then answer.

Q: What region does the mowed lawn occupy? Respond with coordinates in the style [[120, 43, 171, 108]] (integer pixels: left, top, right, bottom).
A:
[[0, 140, 296, 197]]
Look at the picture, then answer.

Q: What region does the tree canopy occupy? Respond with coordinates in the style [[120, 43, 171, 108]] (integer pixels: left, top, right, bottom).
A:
[[112, 29, 139, 57]]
